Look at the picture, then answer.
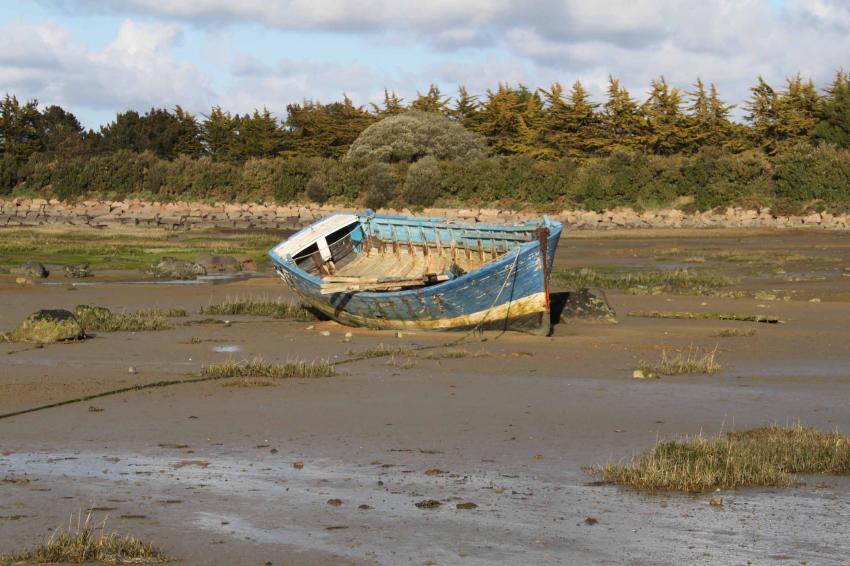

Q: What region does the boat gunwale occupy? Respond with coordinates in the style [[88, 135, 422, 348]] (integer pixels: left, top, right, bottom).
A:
[[269, 212, 561, 299]]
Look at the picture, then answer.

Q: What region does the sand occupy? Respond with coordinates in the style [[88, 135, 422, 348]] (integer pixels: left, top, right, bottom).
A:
[[1, 227, 850, 564]]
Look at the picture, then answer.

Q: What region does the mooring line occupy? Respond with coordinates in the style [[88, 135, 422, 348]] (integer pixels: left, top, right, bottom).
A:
[[0, 252, 527, 422], [0, 331, 491, 422]]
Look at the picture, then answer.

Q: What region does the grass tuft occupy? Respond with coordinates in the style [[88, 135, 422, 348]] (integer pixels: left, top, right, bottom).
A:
[[637, 344, 720, 376], [200, 296, 315, 321], [714, 327, 756, 338], [345, 344, 413, 359], [74, 305, 172, 332], [598, 424, 850, 492], [554, 267, 733, 295], [201, 357, 336, 382], [3, 510, 167, 563]]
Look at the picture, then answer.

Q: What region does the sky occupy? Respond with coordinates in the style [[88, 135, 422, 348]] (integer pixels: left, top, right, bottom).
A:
[[1, 0, 848, 129]]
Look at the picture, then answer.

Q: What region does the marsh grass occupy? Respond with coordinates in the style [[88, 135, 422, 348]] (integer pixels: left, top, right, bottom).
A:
[[714, 327, 756, 338], [200, 296, 315, 321], [74, 305, 172, 332], [345, 344, 414, 359], [554, 267, 733, 295], [599, 424, 850, 492], [3, 510, 167, 564], [201, 357, 336, 383], [387, 354, 418, 369], [0, 226, 278, 272], [638, 344, 720, 377]]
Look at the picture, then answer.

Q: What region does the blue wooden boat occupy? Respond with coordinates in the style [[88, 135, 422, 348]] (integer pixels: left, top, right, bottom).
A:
[[269, 212, 563, 335]]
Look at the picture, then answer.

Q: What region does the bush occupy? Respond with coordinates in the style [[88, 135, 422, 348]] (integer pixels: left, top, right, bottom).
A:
[[272, 157, 323, 203], [361, 161, 398, 209], [773, 143, 850, 211], [402, 156, 443, 206], [347, 111, 488, 163], [0, 156, 18, 195]]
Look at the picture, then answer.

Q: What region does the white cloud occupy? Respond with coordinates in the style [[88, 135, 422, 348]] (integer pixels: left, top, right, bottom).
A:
[[11, 1, 850, 126], [0, 17, 210, 123]]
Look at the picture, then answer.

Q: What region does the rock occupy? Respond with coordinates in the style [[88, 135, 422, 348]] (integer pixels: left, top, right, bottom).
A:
[[12, 262, 49, 279], [128, 366, 138, 374], [326, 498, 343, 506], [292, 461, 304, 470], [557, 289, 617, 323], [709, 496, 723, 506], [195, 254, 241, 273], [414, 499, 442, 509], [358, 504, 373, 510], [584, 517, 599, 525], [15, 277, 34, 286], [319, 330, 331, 337], [633, 369, 657, 380], [456, 502, 478, 510], [64, 263, 92, 278], [240, 258, 257, 272], [6, 309, 86, 343], [149, 257, 207, 280]]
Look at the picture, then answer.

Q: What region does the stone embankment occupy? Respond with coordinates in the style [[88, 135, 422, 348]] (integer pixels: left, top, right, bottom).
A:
[[1, 198, 848, 231]]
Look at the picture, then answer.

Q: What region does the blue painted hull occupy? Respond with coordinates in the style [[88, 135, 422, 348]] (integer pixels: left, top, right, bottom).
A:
[[269, 213, 563, 335]]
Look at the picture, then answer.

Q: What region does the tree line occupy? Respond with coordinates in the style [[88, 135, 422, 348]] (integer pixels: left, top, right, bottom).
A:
[[1, 73, 849, 213], [3, 73, 850, 163]]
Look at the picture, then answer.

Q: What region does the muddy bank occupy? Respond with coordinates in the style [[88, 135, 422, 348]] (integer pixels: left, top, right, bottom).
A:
[[2, 228, 850, 564]]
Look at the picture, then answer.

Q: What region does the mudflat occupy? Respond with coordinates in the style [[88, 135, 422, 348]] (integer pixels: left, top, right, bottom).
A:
[[2, 227, 850, 565]]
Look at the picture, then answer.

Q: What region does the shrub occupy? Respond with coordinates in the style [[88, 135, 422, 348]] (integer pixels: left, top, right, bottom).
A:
[[347, 111, 488, 163], [402, 156, 443, 206], [773, 143, 850, 211], [0, 156, 18, 195], [361, 161, 398, 209]]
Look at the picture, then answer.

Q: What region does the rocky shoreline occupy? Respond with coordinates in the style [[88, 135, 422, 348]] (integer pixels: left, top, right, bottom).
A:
[[1, 198, 848, 231]]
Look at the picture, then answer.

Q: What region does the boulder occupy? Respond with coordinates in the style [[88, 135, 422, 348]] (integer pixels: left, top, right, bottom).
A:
[[12, 262, 49, 279], [195, 254, 241, 273], [5, 309, 86, 343], [149, 257, 207, 280]]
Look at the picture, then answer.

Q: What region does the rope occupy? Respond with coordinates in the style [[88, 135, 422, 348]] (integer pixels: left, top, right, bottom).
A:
[[0, 248, 526, 422]]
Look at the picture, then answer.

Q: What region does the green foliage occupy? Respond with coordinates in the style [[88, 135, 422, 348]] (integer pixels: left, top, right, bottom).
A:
[[403, 156, 443, 206], [346, 110, 488, 163], [0, 155, 17, 194], [773, 143, 850, 211], [814, 71, 850, 149], [361, 161, 398, 209]]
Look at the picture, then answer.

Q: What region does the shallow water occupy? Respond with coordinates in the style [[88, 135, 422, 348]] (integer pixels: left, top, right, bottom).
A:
[[3, 449, 849, 565]]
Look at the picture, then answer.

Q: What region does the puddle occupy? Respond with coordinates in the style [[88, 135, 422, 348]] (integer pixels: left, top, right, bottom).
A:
[[212, 345, 241, 353]]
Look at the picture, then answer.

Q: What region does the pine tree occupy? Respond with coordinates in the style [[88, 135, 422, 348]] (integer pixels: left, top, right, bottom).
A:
[[540, 81, 604, 158], [780, 74, 820, 142], [474, 84, 545, 156], [173, 106, 203, 158], [410, 84, 450, 114], [745, 76, 781, 153], [449, 86, 480, 128], [201, 106, 239, 161], [686, 79, 736, 149], [643, 77, 689, 155], [237, 108, 281, 159], [601, 77, 645, 152], [814, 71, 850, 148], [39, 104, 84, 157], [371, 89, 405, 117], [285, 96, 375, 158]]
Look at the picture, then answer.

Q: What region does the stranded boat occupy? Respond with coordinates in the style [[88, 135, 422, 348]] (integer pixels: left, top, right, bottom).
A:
[[269, 212, 563, 335]]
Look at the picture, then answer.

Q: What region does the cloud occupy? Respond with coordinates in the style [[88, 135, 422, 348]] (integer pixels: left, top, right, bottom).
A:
[[0, 17, 210, 122], [10, 0, 850, 126]]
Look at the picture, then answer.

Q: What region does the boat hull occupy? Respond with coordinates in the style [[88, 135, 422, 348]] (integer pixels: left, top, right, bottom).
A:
[[271, 214, 562, 335]]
